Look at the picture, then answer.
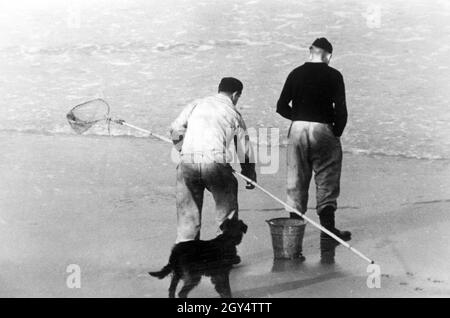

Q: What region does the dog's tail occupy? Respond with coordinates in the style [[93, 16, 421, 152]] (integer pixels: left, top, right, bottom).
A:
[[148, 264, 172, 279]]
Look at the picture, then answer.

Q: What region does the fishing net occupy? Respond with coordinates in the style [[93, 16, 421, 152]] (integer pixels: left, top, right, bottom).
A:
[[66, 98, 113, 134]]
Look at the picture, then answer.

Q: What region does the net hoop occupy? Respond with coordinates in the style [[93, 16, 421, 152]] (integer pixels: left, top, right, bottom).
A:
[[66, 98, 111, 134]]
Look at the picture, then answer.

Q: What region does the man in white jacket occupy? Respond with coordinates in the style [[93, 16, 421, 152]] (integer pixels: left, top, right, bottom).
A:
[[170, 77, 256, 250]]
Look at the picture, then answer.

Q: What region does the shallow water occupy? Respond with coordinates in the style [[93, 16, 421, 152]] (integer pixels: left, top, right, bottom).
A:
[[0, 0, 449, 160]]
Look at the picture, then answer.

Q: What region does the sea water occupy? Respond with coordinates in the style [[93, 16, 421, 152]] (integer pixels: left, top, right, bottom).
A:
[[0, 0, 449, 160]]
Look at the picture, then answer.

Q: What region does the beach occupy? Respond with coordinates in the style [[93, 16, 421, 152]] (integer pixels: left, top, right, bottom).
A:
[[0, 0, 449, 298], [1, 131, 449, 297]]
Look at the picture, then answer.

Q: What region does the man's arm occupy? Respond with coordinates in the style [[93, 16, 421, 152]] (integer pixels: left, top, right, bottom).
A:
[[332, 73, 348, 137], [234, 116, 256, 189], [169, 101, 197, 151], [276, 72, 294, 120]]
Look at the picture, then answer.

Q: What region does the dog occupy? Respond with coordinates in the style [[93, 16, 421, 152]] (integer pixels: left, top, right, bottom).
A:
[[149, 213, 248, 298]]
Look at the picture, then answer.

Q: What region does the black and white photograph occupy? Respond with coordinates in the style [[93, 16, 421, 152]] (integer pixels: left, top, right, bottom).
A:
[[0, 0, 449, 299]]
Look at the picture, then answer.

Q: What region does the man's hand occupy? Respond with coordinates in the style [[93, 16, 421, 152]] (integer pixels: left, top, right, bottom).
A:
[[172, 136, 183, 152], [170, 129, 184, 152], [241, 167, 257, 189]]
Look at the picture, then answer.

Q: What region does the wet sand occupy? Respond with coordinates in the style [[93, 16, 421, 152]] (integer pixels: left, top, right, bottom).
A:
[[0, 131, 449, 297]]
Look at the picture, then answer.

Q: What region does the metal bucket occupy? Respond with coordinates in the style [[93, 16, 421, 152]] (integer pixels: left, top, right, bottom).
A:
[[266, 218, 306, 259]]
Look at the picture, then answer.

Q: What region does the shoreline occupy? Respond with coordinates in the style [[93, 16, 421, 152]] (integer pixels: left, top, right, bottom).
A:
[[1, 129, 449, 163]]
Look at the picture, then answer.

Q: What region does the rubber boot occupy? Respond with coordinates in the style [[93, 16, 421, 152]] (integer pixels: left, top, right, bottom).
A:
[[290, 213, 306, 262], [319, 206, 351, 264]]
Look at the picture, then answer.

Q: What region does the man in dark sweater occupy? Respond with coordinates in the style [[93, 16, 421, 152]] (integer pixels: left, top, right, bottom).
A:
[[276, 38, 351, 264]]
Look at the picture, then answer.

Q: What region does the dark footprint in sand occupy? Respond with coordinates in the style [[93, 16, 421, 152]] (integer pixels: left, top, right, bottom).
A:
[[381, 274, 390, 278], [399, 282, 408, 286], [406, 272, 414, 277], [414, 287, 423, 291], [427, 277, 444, 284]]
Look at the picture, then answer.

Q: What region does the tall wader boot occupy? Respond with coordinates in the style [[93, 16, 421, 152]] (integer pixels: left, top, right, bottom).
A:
[[319, 206, 352, 264], [290, 212, 306, 262]]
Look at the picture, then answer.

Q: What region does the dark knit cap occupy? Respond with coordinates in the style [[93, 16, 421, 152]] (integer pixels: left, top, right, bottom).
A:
[[311, 38, 333, 54], [218, 77, 243, 94]]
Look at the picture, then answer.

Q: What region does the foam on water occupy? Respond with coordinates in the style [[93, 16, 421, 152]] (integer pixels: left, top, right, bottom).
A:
[[0, 0, 449, 160]]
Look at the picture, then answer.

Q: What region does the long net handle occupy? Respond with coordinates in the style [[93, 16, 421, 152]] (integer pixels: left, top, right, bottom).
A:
[[113, 120, 375, 265], [115, 120, 172, 143]]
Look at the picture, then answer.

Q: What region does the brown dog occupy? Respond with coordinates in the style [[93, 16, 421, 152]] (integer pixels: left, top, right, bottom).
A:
[[149, 215, 247, 298]]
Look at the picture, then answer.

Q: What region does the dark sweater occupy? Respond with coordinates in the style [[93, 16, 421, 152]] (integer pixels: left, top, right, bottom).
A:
[[276, 62, 348, 137]]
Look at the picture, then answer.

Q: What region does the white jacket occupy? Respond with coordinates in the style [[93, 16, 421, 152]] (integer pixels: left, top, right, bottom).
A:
[[170, 94, 254, 164]]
